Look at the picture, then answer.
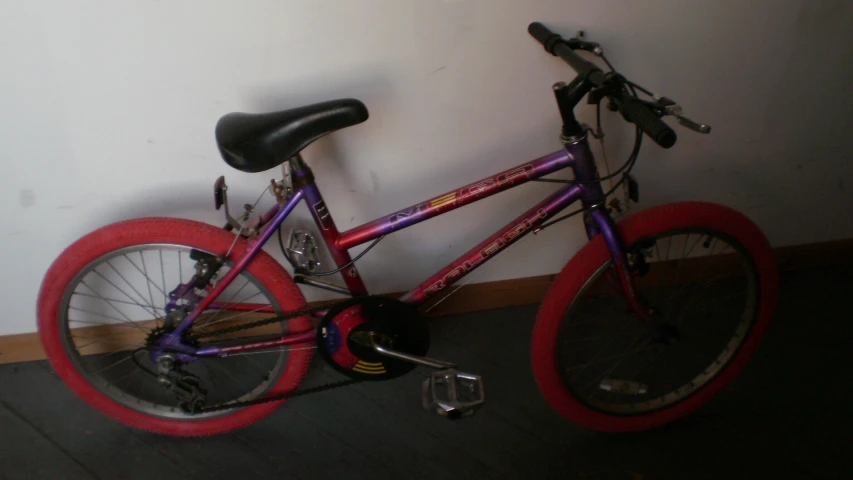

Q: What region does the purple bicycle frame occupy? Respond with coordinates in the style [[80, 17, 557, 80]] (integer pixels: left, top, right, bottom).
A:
[[167, 137, 632, 357]]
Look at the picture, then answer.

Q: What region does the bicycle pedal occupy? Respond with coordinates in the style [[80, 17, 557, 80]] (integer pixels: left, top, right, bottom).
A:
[[421, 369, 484, 419]]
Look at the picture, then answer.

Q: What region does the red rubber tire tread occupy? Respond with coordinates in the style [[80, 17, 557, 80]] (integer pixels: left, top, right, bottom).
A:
[[532, 202, 778, 432], [37, 218, 313, 437]]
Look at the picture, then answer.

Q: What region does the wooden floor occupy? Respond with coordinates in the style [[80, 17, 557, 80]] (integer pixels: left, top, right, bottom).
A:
[[1, 266, 851, 480]]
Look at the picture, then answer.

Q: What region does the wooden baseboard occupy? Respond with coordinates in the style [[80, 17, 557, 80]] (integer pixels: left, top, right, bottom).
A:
[[0, 332, 46, 364], [2, 238, 851, 365]]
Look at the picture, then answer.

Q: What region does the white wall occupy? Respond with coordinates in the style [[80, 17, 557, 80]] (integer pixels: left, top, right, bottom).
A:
[[2, 0, 852, 335]]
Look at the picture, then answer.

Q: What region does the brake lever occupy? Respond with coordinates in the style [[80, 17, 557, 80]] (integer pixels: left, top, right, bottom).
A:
[[676, 116, 711, 134], [662, 104, 712, 134], [566, 30, 603, 56]]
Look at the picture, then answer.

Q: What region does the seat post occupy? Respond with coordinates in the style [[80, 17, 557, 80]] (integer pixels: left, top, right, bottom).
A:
[[289, 153, 308, 171], [289, 154, 315, 189]]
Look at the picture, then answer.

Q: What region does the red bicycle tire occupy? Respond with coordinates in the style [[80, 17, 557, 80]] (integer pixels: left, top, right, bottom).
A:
[[37, 218, 313, 437], [532, 202, 778, 432]]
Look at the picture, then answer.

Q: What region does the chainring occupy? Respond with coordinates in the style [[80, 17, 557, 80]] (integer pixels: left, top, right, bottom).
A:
[[317, 296, 429, 381]]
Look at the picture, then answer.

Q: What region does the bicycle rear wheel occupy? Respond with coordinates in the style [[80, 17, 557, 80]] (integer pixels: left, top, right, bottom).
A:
[[532, 202, 777, 432], [38, 218, 313, 436]]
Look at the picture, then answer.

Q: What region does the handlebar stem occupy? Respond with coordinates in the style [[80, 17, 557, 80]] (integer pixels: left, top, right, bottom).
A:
[[553, 76, 595, 138]]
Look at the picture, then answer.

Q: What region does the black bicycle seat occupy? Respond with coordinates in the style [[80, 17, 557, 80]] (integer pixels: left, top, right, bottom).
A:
[[215, 99, 368, 173]]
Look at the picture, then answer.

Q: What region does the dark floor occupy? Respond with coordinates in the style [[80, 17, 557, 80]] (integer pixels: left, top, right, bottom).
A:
[[2, 266, 851, 480]]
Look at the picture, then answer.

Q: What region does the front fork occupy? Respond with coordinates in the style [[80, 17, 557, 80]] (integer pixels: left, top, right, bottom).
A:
[[584, 208, 679, 343]]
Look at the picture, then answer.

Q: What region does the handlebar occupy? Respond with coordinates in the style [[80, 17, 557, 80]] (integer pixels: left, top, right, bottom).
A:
[[528, 22, 603, 86], [528, 22, 677, 149], [615, 97, 677, 148]]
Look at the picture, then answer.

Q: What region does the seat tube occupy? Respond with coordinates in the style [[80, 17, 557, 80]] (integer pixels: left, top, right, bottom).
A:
[[294, 165, 368, 296]]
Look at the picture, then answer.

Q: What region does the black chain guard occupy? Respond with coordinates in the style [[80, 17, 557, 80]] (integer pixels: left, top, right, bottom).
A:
[[317, 297, 429, 381]]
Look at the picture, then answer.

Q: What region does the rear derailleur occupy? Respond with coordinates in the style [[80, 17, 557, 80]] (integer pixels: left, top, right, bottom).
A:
[[144, 321, 207, 413], [155, 354, 207, 413]]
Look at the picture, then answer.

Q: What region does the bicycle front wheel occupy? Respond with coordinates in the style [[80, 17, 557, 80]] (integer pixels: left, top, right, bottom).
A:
[[532, 202, 778, 432], [37, 218, 313, 436]]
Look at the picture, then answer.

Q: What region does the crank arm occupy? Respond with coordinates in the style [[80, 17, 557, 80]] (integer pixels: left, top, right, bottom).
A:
[[372, 342, 456, 369], [350, 331, 456, 369]]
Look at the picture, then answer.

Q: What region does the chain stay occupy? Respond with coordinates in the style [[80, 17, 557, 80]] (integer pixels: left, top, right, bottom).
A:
[[184, 297, 361, 414], [189, 301, 339, 340]]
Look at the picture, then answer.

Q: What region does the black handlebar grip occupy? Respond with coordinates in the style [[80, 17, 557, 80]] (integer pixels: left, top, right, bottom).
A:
[[619, 98, 677, 148], [529, 22, 603, 85], [528, 22, 561, 54]]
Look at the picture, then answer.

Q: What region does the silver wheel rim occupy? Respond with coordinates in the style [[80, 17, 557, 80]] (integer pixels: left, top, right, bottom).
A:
[[58, 244, 292, 420], [557, 229, 759, 415]]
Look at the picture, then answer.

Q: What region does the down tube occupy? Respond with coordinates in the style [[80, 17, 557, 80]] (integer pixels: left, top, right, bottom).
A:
[[401, 184, 584, 304]]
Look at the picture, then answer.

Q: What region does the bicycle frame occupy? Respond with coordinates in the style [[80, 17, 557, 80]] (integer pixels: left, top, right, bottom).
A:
[[163, 136, 635, 358]]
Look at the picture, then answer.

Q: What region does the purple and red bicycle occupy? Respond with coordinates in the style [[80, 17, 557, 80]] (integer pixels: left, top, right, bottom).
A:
[[37, 24, 778, 436]]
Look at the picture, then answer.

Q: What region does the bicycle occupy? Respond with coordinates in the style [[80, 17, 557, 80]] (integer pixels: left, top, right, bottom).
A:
[[37, 23, 778, 436]]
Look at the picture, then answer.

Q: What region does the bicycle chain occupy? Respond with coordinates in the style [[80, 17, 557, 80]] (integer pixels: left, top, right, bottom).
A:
[[189, 300, 352, 340], [183, 298, 362, 414], [190, 378, 361, 414]]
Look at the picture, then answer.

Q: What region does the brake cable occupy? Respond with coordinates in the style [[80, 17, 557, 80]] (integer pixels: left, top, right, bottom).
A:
[[530, 51, 646, 234]]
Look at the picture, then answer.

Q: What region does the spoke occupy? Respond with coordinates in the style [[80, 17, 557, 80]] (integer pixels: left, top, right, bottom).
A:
[[71, 325, 141, 341], [586, 338, 656, 402], [674, 238, 725, 324], [656, 236, 672, 292], [68, 307, 151, 334], [679, 237, 721, 304], [563, 334, 633, 344], [140, 252, 156, 310], [74, 337, 142, 351], [119, 368, 143, 394], [159, 250, 168, 307], [206, 360, 244, 401], [69, 293, 150, 334], [72, 291, 165, 312], [714, 243, 732, 256], [69, 306, 133, 325], [615, 340, 670, 396], [578, 324, 651, 391], [107, 367, 139, 388], [565, 341, 659, 373], [69, 317, 130, 326], [211, 361, 248, 389], [675, 270, 742, 326], [663, 234, 703, 316], [221, 289, 265, 312], [125, 252, 169, 302], [104, 259, 160, 318], [196, 296, 268, 331], [239, 354, 276, 382], [91, 268, 157, 320], [201, 279, 252, 325], [561, 328, 638, 354], [92, 354, 135, 374], [570, 311, 637, 382]]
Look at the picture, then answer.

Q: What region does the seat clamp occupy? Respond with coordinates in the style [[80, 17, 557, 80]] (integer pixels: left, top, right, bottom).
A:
[[292, 168, 315, 189]]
